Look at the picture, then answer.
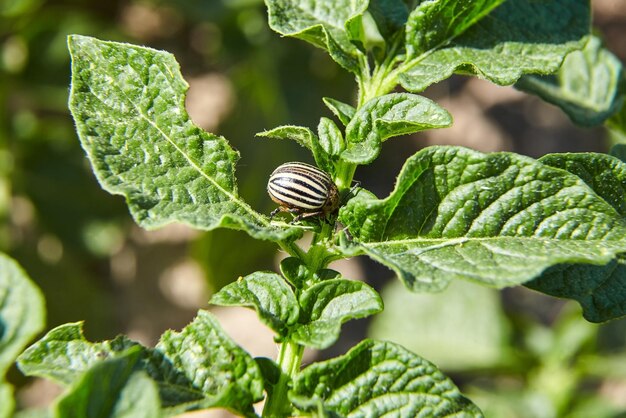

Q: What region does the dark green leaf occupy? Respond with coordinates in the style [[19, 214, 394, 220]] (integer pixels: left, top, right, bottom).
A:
[[53, 348, 160, 418], [290, 339, 483, 416], [339, 146, 626, 292], [368, 0, 409, 40], [539, 152, 626, 217], [608, 99, 626, 146], [527, 255, 626, 323], [341, 93, 452, 164], [516, 36, 623, 126], [405, 0, 503, 57], [317, 117, 345, 157], [399, 0, 590, 92], [322, 97, 356, 126], [0, 253, 45, 377], [210, 271, 299, 335], [290, 279, 382, 349], [68, 35, 300, 243], [265, 0, 368, 73]]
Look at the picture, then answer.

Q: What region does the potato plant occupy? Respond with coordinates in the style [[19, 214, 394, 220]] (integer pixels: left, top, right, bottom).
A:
[[1, 0, 626, 417]]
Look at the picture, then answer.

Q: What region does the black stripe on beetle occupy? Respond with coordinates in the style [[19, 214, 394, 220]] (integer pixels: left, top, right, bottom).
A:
[[268, 162, 339, 222]]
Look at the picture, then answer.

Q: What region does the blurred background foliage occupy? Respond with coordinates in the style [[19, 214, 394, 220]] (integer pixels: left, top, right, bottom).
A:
[[1, 0, 626, 416]]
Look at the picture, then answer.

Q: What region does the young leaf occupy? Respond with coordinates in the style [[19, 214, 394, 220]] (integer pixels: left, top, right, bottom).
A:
[[341, 93, 452, 164], [0, 253, 45, 378], [527, 255, 626, 323], [539, 153, 626, 217], [317, 117, 345, 156], [405, 0, 504, 58], [399, 0, 590, 92], [53, 349, 160, 418], [516, 36, 623, 126], [210, 272, 299, 335], [256, 125, 315, 150], [290, 279, 382, 349], [339, 146, 626, 292], [322, 97, 356, 126], [264, 0, 367, 73], [290, 339, 483, 416], [279, 257, 341, 289], [155, 310, 264, 416], [68, 35, 300, 243]]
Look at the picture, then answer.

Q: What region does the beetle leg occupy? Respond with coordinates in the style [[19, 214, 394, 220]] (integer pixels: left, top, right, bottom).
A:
[[269, 207, 281, 220]]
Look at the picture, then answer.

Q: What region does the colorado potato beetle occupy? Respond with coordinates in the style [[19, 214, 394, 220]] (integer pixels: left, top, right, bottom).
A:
[[267, 162, 339, 222]]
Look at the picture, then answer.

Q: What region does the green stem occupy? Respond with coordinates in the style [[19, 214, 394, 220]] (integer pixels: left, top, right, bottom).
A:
[[262, 340, 305, 418]]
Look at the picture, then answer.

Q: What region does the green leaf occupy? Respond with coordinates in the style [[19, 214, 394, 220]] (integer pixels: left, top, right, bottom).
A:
[[290, 339, 483, 416], [256, 125, 315, 150], [539, 152, 626, 217], [527, 255, 626, 323], [68, 35, 300, 243], [17, 323, 138, 386], [368, 0, 409, 40], [18, 312, 264, 416], [322, 97, 356, 126], [0, 253, 45, 377], [257, 125, 332, 174], [265, 0, 368, 73], [341, 93, 452, 164], [370, 280, 513, 370], [155, 310, 264, 416], [290, 279, 383, 349], [339, 146, 626, 292], [210, 271, 299, 335], [279, 257, 341, 289], [399, 0, 590, 92], [405, 0, 504, 58], [53, 349, 160, 418], [516, 36, 623, 126], [317, 117, 345, 157]]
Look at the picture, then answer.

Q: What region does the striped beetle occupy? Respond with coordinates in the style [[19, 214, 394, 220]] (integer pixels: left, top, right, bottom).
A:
[[267, 162, 339, 222]]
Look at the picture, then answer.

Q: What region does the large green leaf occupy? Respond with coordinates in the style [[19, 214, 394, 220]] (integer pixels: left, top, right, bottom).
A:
[[539, 153, 626, 217], [341, 93, 452, 164], [0, 253, 45, 377], [399, 0, 590, 92], [290, 279, 382, 349], [18, 311, 264, 416], [290, 339, 483, 416], [405, 0, 503, 57], [264, 0, 367, 73], [68, 35, 300, 243], [339, 146, 626, 292], [53, 349, 160, 418], [210, 271, 299, 336], [516, 36, 623, 126]]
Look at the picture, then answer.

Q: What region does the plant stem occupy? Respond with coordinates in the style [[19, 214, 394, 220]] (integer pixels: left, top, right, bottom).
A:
[[262, 340, 304, 417]]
